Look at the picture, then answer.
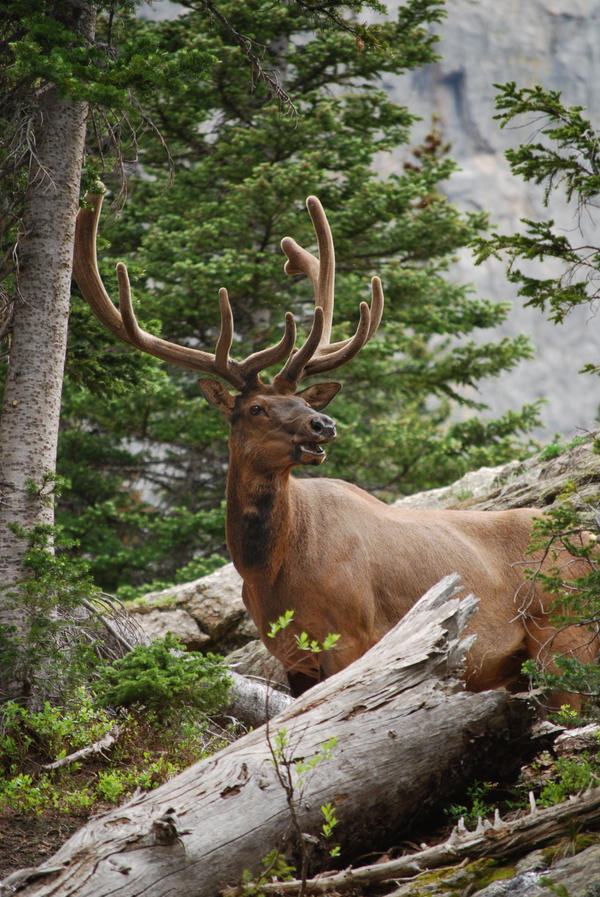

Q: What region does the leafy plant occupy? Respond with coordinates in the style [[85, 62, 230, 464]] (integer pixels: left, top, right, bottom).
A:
[[520, 482, 600, 710], [538, 755, 596, 808], [0, 684, 235, 817], [550, 704, 589, 729], [268, 609, 341, 658], [0, 522, 104, 701], [266, 728, 340, 893], [0, 689, 113, 771], [321, 801, 340, 857], [445, 780, 497, 829], [241, 848, 296, 897], [93, 634, 231, 720]]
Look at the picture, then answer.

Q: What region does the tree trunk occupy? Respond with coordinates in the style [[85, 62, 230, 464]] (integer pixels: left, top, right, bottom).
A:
[[0, 1, 96, 698], [5, 575, 537, 897]]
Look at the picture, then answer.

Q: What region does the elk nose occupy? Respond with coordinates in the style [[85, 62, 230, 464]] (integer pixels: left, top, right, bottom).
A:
[[310, 414, 336, 439]]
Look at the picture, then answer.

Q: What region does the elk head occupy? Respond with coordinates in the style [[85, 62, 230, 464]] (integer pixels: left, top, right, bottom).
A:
[[73, 193, 384, 468]]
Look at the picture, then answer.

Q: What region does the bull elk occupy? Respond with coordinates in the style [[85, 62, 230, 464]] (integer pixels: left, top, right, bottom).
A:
[[74, 192, 597, 702]]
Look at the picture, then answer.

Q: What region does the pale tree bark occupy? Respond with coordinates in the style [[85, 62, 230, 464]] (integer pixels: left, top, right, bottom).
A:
[[0, 1, 97, 698]]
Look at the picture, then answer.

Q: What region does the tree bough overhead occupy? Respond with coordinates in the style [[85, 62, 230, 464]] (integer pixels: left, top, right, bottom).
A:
[[473, 81, 600, 363]]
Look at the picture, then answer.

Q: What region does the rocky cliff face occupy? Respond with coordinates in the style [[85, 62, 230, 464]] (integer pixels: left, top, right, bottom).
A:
[[381, 0, 600, 436]]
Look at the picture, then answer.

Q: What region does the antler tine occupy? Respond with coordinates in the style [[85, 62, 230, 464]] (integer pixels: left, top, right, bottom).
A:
[[214, 289, 298, 389], [307, 195, 335, 346], [74, 192, 242, 382], [303, 300, 371, 376], [214, 287, 235, 374], [74, 192, 298, 393], [73, 193, 129, 338], [305, 275, 384, 366], [281, 195, 335, 347], [240, 312, 297, 382], [273, 307, 325, 390], [277, 197, 384, 387]]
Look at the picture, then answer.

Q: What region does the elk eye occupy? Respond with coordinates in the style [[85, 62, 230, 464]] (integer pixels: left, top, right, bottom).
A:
[[250, 404, 263, 416]]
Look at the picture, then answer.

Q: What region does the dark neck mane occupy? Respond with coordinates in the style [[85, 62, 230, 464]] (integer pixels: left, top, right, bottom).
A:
[[225, 461, 292, 579]]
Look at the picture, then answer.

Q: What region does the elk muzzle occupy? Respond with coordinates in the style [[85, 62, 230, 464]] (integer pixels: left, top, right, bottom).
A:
[[293, 412, 336, 465]]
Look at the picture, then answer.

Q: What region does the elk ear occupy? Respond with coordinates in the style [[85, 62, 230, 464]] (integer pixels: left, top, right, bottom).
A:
[[198, 378, 236, 419], [297, 381, 341, 411]]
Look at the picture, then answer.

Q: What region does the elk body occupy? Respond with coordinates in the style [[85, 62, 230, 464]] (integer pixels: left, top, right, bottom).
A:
[[74, 193, 597, 700]]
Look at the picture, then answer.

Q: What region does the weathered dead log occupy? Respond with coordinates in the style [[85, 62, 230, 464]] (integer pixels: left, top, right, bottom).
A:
[[236, 785, 600, 894], [226, 670, 293, 726], [42, 726, 122, 771], [3, 575, 537, 897]]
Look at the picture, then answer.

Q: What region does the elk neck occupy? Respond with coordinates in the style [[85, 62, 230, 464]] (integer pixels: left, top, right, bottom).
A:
[[225, 455, 297, 583]]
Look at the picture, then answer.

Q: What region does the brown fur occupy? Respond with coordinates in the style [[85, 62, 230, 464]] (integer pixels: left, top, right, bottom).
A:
[[205, 387, 598, 703]]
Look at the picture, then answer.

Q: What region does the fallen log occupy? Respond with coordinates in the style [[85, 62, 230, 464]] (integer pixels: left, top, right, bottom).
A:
[[3, 575, 537, 897], [42, 726, 122, 771], [226, 670, 293, 727], [233, 785, 600, 894]]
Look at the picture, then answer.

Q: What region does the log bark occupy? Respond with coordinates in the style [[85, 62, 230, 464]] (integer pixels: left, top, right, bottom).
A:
[[226, 670, 293, 727], [3, 575, 537, 897]]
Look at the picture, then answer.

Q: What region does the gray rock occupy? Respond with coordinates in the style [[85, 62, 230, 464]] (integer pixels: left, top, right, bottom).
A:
[[393, 461, 521, 509], [135, 608, 210, 651], [394, 430, 600, 513], [225, 639, 288, 687], [129, 563, 257, 653], [184, 563, 253, 643]]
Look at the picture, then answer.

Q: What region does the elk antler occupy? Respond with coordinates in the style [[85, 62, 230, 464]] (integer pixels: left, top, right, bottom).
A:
[[72, 192, 297, 392], [273, 195, 384, 390], [73, 191, 383, 394]]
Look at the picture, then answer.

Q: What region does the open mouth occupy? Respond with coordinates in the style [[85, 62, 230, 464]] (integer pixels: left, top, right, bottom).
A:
[[293, 440, 328, 463], [299, 442, 325, 457]]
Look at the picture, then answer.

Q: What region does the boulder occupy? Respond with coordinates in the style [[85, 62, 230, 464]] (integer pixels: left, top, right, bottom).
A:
[[134, 608, 210, 651], [129, 563, 255, 654]]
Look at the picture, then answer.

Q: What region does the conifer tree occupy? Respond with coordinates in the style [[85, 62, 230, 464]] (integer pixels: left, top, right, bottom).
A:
[[0, 0, 214, 695]]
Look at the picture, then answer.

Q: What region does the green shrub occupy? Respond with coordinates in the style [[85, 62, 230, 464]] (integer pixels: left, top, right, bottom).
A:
[[521, 486, 600, 713], [1, 521, 103, 701], [445, 780, 497, 829], [538, 755, 595, 808], [93, 634, 231, 720]]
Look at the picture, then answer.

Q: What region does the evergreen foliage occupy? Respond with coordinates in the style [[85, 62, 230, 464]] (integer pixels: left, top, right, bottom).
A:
[[473, 82, 600, 345], [522, 486, 600, 708], [472, 84, 600, 709], [94, 634, 231, 719], [0, 520, 103, 702], [59, 1, 538, 592]]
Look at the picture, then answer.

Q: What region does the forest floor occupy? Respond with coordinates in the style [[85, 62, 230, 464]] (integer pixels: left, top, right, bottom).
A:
[[0, 807, 100, 879]]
